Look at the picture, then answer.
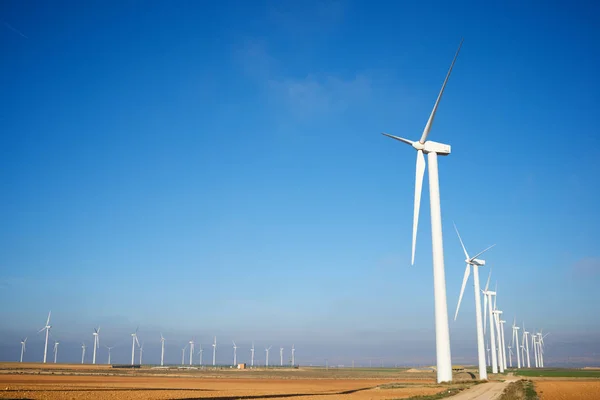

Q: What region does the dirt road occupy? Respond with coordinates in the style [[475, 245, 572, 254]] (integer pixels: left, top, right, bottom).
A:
[[449, 379, 515, 400]]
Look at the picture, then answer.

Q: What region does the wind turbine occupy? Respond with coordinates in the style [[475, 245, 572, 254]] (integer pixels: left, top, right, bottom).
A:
[[292, 344, 295, 366], [106, 346, 114, 365], [452, 223, 495, 380], [198, 345, 203, 365], [160, 333, 165, 366], [251, 342, 255, 367], [37, 311, 52, 363], [482, 271, 498, 373], [232, 341, 237, 366], [189, 339, 195, 366], [81, 342, 87, 364], [92, 327, 100, 365], [500, 319, 508, 370], [265, 346, 272, 367], [381, 39, 463, 383], [511, 319, 521, 368], [492, 306, 505, 372], [507, 345, 513, 368], [19, 338, 27, 363], [539, 332, 549, 367], [139, 342, 144, 365], [53, 341, 59, 363], [522, 323, 531, 368], [280, 347, 284, 366], [130, 327, 140, 365], [212, 336, 217, 366], [181, 344, 187, 366]]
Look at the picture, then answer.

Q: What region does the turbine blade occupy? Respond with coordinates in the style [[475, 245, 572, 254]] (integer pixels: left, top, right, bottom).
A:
[[411, 149, 426, 265], [381, 132, 414, 146], [38, 327, 46, 334], [453, 222, 470, 260], [454, 264, 471, 320], [484, 268, 492, 291], [419, 38, 464, 144], [469, 244, 496, 261], [46, 311, 51, 326]]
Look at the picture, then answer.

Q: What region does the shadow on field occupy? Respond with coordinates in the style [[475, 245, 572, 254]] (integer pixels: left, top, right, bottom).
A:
[[176, 386, 375, 400], [2, 388, 213, 393]]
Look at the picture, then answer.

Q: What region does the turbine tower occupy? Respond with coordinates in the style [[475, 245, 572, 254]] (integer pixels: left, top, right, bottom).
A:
[[212, 336, 217, 366], [37, 312, 52, 363], [92, 327, 100, 365], [251, 342, 255, 367], [522, 324, 531, 368], [280, 347, 284, 366], [381, 39, 463, 383], [512, 319, 521, 368], [53, 341, 59, 363], [189, 339, 195, 366], [482, 272, 498, 373], [81, 343, 87, 364], [160, 333, 165, 366], [499, 319, 508, 370], [265, 346, 272, 367], [19, 338, 27, 363], [232, 341, 237, 366], [106, 346, 114, 364], [130, 327, 140, 365], [181, 345, 187, 366], [198, 345, 203, 365], [452, 223, 495, 380], [492, 308, 504, 372]]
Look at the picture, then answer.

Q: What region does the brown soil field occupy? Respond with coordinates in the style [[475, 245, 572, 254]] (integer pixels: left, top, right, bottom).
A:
[[535, 380, 600, 400], [0, 363, 455, 400]]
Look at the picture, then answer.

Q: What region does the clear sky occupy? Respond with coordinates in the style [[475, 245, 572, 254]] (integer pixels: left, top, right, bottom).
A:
[[1, 0, 599, 367]]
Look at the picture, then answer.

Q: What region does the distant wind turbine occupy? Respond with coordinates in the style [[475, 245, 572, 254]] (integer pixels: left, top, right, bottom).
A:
[[37, 311, 52, 363], [53, 341, 59, 363], [265, 346, 272, 367], [106, 346, 114, 365], [160, 333, 165, 366], [19, 338, 27, 363], [232, 341, 237, 366], [181, 344, 187, 366], [139, 342, 144, 365], [381, 39, 464, 383], [292, 344, 295, 366], [92, 327, 100, 364], [212, 336, 217, 366], [189, 339, 195, 366], [81, 343, 87, 364], [280, 347, 284, 366], [198, 345, 203, 365], [251, 342, 255, 367], [452, 223, 495, 380], [482, 271, 498, 373], [512, 319, 521, 368], [130, 327, 140, 365], [522, 323, 531, 368]]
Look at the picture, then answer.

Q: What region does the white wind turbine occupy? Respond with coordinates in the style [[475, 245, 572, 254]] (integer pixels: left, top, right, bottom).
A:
[[280, 347, 284, 366], [81, 342, 87, 364], [492, 299, 505, 372], [189, 339, 195, 366], [453, 223, 495, 380], [19, 338, 27, 363], [292, 344, 295, 366], [499, 319, 508, 370], [130, 327, 140, 365], [538, 332, 549, 367], [92, 327, 100, 365], [232, 341, 237, 366], [532, 332, 539, 368], [251, 342, 255, 367], [37, 311, 52, 363], [482, 272, 498, 373], [512, 319, 521, 368], [181, 344, 187, 366], [507, 345, 513, 368], [212, 336, 217, 366], [265, 346, 272, 367], [139, 342, 144, 365], [198, 345, 203, 365], [522, 323, 531, 368], [53, 341, 59, 363], [381, 40, 463, 383], [160, 333, 165, 366], [106, 346, 114, 364]]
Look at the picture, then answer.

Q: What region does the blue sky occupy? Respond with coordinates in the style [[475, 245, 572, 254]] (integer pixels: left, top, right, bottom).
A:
[[1, 0, 599, 366]]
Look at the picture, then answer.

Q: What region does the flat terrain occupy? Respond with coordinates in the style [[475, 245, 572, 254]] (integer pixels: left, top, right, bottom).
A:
[[0, 363, 461, 400], [535, 380, 600, 400]]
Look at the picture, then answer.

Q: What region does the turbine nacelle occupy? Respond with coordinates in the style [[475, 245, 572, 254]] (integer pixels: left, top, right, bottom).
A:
[[381, 134, 451, 155], [468, 258, 486, 266]]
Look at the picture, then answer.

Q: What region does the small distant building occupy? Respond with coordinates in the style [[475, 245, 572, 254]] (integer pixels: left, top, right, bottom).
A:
[[237, 363, 246, 369]]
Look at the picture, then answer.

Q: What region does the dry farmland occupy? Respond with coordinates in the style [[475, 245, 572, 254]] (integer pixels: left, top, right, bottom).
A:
[[535, 379, 600, 400], [0, 362, 476, 400]]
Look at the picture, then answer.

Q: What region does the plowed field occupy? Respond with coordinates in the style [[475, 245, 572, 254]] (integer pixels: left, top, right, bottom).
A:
[[536, 380, 600, 400]]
